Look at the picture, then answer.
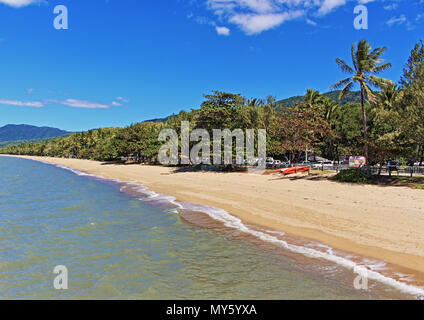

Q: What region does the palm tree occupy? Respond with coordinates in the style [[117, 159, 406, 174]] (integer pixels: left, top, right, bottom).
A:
[[321, 97, 339, 122], [303, 89, 339, 121], [331, 40, 393, 171], [247, 98, 259, 107], [304, 89, 323, 108], [377, 83, 399, 111]]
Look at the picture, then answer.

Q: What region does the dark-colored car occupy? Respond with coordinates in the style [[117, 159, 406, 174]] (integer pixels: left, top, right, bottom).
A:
[[387, 161, 400, 171]]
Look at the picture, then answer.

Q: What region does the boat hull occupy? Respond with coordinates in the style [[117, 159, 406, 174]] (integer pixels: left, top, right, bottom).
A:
[[277, 166, 310, 175]]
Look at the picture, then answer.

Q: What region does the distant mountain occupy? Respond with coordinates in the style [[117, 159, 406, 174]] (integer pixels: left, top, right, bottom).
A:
[[323, 90, 362, 104], [144, 116, 172, 123], [0, 124, 70, 143], [273, 90, 362, 112]]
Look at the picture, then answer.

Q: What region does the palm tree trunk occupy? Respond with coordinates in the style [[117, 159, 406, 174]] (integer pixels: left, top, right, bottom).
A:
[[360, 85, 370, 174]]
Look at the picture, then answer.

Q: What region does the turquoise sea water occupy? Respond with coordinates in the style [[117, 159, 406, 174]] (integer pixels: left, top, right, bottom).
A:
[[0, 156, 416, 299]]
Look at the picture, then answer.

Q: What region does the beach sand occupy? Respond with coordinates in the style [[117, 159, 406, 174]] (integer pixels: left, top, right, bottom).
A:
[[6, 155, 424, 276]]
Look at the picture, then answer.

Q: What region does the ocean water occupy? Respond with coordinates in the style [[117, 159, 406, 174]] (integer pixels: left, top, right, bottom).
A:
[[0, 156, 420, 299]]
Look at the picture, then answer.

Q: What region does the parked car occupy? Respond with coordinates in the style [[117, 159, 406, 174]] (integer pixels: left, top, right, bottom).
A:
[[245, 158, 260, 165], [299, 161, 314, 167], [280, 162, 289, 168], [322, 161, 334, 168], [311, 161, 334, 169], [266, 157, 275, 168], [387, 161, 400, 171], [311, 162, 323, 169]]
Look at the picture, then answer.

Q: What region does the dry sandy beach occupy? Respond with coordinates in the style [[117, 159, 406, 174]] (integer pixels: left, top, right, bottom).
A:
[[6, 155, 424, 277]]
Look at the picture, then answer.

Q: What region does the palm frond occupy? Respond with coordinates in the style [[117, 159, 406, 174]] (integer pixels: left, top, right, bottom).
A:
[[356, 40, 370, 71], [369, 47, 387, 61], [305, 89, 323, 107], [372, 62, 392, 74], [362, 82, 377, 103], [330, 77, 351, 90], [351, 43, 358, 72], [368, 75, 394, 90], [335, 58, 354, 74], [339, 81, 354, 102]]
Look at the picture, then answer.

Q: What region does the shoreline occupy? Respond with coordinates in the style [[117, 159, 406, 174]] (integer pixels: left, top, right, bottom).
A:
[[3, 155, 424, 294]]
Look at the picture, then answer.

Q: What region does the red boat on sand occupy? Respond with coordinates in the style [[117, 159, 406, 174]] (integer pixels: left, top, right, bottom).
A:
[[276, 166, 310, 175]]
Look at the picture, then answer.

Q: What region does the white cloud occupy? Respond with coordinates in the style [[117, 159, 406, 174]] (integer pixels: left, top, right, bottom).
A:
[[306, 18, 317, 26], [0, 0, 40, 8], [49, 97, 128, 109], [203, 0, 371, 35], [0, 99, 44, 107], [116, 96, 129, 103], [0, 95, 128, 109], [111, 101, 123, 107], [47, 99, 111, 109], [216, 26, 231, 35], [230, 11, 304, 34], [318, 0, 347, 16], [199, 0, 416, 35], [383, 3, 398, 10], [386, 14, 407, 26]]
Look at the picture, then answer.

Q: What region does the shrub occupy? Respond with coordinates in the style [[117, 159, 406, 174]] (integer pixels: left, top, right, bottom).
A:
[[332, 168, 371, 183]]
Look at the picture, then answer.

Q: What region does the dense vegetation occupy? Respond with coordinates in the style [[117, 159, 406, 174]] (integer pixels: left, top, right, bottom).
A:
[[0, 124, 70, 142], [0, 137, 68, 148], [2, 40, 424, 169], [332, 168, 372, 183]]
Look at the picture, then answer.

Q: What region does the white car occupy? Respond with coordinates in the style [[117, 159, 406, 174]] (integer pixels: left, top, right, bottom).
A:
[[245, 158, 261, 165], [322, 161, 334, 168], [311, 162, 322, 169], [266, 157, 274, 165], [300, 161, 314, 166], [312, 161, 334, 169]]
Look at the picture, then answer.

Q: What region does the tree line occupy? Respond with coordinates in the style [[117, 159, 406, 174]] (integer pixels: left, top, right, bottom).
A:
[[1, 39, 424, 168]]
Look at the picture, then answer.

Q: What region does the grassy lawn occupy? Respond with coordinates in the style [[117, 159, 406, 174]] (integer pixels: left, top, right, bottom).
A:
[[331, 168, 424, 189], [310, 169, 336, 176], [386, 176, 424, 189]]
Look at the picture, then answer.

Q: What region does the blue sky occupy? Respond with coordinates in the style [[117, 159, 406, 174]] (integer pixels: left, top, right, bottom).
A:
[[0, 0, 422, 131]]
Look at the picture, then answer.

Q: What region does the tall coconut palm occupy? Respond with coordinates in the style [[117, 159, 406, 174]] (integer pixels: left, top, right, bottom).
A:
[[331, 40, 393, 170]]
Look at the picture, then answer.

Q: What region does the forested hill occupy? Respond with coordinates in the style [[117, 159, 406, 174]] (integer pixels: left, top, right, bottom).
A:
[[144, 91, 362, 124], [0, 124, 70, 143], [273, 90, 361, 111], [144, 116, 173, 123]]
